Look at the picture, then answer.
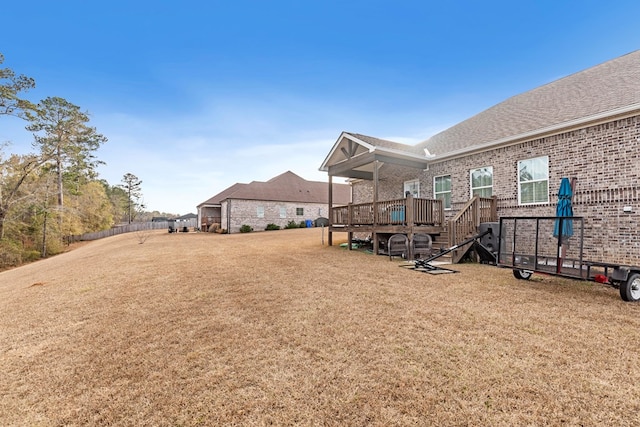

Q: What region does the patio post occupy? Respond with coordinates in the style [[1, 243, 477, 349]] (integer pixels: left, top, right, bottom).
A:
[[328, 175, 333, 246], [405, 193, 414, 226], [373, 160, 380, 254]]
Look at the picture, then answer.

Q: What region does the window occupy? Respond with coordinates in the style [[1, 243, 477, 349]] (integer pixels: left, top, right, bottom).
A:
[[296, 207, 304, 216], [518, 156, 549, 204], [257, 206, 265, 218], [404, 179, 420, 197], [470, 167, 493, 198], [434, 175, 451, 209], [279, 207, 287, 218]]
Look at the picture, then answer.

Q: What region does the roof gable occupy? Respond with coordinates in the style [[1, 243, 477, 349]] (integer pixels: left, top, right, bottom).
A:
[[320, 131, 425, 172]]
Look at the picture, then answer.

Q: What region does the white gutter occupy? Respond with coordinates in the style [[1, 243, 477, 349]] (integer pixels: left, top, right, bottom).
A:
[[426, 103, 640, 163]]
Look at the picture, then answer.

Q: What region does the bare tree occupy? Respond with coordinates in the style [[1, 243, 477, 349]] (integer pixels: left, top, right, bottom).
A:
[[0, 146, 45, 239]]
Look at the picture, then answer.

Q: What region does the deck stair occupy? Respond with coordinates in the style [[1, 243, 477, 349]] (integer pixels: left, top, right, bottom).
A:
[[430, 232, 452, 263], [448, 196, 497, 263]]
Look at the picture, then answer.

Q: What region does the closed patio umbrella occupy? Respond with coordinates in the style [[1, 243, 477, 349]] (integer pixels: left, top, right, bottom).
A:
[[553, 177, 574, 239]]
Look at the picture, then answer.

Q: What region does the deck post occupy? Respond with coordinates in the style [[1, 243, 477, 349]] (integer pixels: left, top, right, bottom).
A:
[[406, 194, 414, 226], [328, 175, 333, 246], [406, 194, 414, 259], [474, 196, 480, 227], [491, 195, 498, 222], [373, 160, 380, 254]]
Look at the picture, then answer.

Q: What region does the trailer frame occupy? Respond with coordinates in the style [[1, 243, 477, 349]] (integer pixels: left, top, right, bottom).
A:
[[496, 216, 640, 301]]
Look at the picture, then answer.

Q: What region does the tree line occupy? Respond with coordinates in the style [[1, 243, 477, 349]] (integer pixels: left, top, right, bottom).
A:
[[0, 52, 150, 267]]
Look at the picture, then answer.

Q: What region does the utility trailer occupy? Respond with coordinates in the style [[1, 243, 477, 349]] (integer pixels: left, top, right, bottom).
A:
[[496, 216, 640, 302]]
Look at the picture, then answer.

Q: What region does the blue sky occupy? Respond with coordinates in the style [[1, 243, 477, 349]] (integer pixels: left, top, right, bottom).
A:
[[1, 1, 639, 214]]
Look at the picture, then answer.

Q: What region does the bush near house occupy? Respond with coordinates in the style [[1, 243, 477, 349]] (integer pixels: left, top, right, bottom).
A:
[[239, 225, 253, 233], [284, 221, 299, 229], [265, 224, 280, 231]]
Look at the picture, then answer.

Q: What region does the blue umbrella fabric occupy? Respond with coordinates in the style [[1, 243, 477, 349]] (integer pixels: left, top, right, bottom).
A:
[[553, 177, 574, 238]]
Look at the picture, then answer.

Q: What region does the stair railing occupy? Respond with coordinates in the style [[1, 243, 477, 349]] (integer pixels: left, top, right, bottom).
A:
[[448, 196, 497, 263]]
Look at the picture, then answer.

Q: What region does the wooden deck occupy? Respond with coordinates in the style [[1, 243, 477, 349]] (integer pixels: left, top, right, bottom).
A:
[[330, 196, 445, 230], [329, 195, 498, 263]]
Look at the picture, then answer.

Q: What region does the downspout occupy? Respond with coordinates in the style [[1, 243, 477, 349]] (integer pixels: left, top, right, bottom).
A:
[[226, 200, 231, 233]]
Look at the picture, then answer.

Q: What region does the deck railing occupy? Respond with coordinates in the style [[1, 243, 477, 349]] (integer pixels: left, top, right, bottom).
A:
[[448, 196, 497, 263], [331, 196, 445, 227]]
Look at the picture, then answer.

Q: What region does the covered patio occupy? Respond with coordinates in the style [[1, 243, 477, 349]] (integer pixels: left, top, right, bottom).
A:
[[321, 132, 497, 261], [320, 132, 442, 254]]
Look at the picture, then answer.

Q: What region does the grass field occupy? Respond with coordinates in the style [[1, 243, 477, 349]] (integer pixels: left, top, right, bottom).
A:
[[1, 228, 640, 426]]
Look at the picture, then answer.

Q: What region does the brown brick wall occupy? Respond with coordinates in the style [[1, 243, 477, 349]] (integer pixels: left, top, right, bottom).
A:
[[352, 115, 640, 265]]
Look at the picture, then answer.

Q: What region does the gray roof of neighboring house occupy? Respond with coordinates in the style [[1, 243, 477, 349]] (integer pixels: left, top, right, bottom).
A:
[[198, 171, 351, 206], [176, 213, 197, 220], [416, 50, 640, 156]]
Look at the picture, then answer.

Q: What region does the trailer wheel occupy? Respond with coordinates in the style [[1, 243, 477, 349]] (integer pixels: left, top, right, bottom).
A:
[[620, 273, 640, 302], [513, 269, 533, 280]]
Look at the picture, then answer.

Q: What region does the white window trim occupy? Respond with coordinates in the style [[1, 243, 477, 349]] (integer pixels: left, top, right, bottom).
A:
[[517, 156, 549, 205], [433, 174, 452, 210], [279, 207, 287, 218], [257, 206, 265, 218], [470, 166, 493, 198]]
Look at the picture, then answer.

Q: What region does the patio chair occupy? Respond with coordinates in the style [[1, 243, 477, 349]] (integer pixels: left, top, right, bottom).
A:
[[387, 234, 409, 260], [411, 233, 433, 260]]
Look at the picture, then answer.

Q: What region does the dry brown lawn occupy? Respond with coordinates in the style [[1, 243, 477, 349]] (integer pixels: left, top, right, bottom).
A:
[[1, 228, 640, 426]]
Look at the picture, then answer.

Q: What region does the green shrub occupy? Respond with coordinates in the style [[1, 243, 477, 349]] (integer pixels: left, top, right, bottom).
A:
[[0, 241, 23, 268], [299, 221, 306, 228], [265, 223, 280, 231], [22, 250, 42, 262], [239, 224, 253, 233], [284, 220, 299, 229]]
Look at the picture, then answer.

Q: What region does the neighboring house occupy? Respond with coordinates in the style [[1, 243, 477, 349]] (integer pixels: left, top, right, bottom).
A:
[[197, 171, 351, 233], [320, 50, 640, 265], [175, 213, 198, 230]]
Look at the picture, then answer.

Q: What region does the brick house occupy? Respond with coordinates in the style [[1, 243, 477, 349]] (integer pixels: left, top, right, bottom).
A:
[[197, 171, 351, 233], [320, 50, 640, 265]]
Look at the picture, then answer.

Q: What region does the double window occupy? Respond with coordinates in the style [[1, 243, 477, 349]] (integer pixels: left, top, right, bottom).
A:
[[434, 175, 451, 209], [470, 167, 493, 198], [518, 156, 549, 204]]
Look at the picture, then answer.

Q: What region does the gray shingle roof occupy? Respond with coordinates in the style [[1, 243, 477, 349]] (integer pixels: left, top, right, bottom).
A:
[[198, 171, 350, 206], [345, 132, 419, 152], [417, 50, 640, 156]]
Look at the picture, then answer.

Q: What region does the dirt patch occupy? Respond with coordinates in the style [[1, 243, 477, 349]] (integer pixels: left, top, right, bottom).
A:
[[1, 228, 639, 426]]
